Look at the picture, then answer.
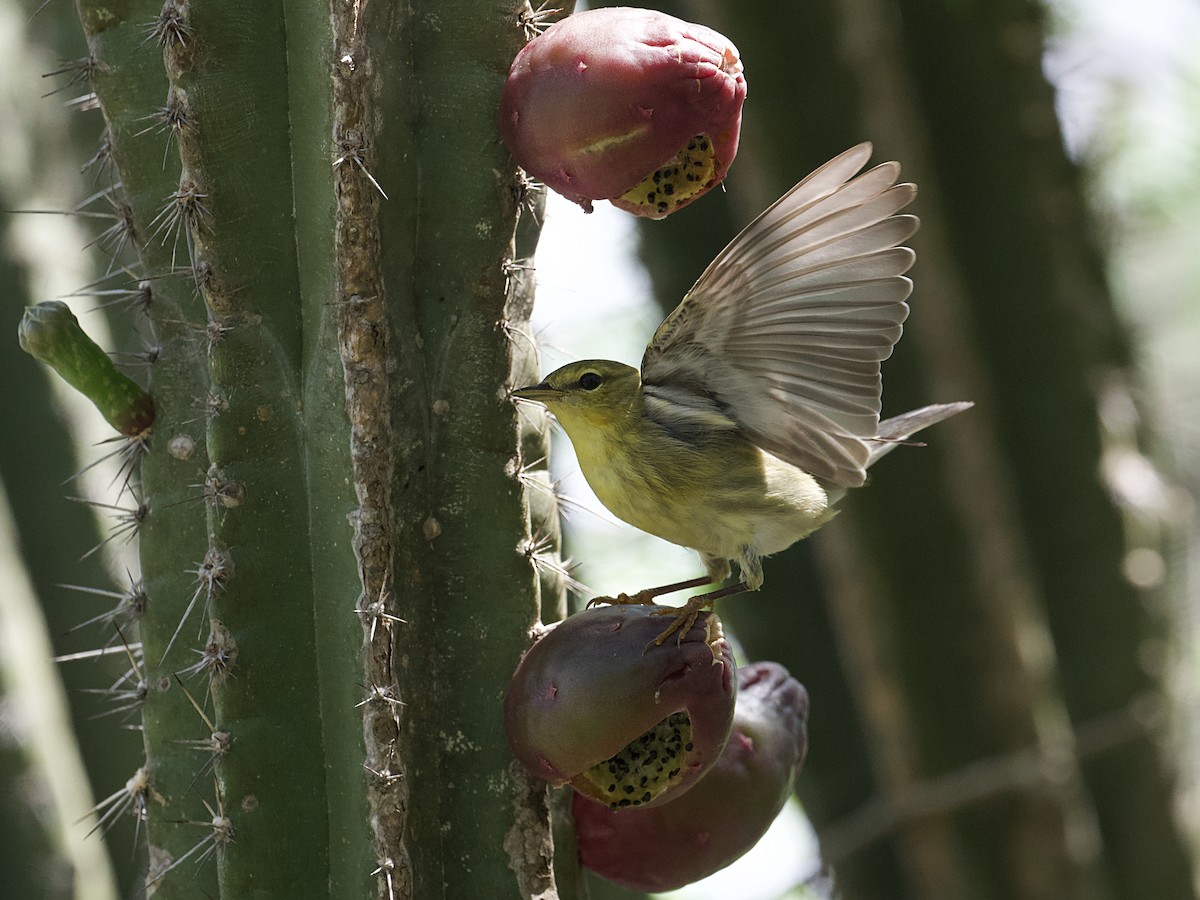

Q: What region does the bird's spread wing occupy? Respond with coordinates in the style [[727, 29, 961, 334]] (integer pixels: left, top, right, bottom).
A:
[[640, 143, 918, 487]]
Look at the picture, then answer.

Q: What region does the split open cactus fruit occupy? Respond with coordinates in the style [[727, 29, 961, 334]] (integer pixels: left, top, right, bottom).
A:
[[504, 604, 736, 809], [499, 7, 746, 218]]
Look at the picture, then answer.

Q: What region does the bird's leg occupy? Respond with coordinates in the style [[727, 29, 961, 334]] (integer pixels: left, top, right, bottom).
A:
[[737, 547, 764, 592], [648, 580, 752, 646], [586, 575, 713, 609]]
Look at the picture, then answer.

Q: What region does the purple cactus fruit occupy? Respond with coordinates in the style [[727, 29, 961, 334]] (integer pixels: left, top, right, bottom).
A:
[[504, 604, 736, 810], [574, 661, 809, 892], [499, 7, 746, 218]]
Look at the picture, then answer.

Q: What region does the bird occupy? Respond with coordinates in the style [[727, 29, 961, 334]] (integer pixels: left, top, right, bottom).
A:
[[514, 143, 971, 641]]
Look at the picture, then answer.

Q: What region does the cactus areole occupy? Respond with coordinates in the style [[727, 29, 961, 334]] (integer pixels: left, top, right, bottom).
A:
[[504, 605, 736, 809], [499, 7, 746, 218]]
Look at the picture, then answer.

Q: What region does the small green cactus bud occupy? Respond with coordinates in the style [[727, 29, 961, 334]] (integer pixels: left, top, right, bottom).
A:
[[499, 7, 746, 218], [505, 604, 736, 810], [18, 301, 155, 437], [574, 661, 809, 892]]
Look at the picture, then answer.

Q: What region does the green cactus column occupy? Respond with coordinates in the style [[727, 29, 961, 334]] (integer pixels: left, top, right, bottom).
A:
[[361, 2, 563, 894], [50, 0, 561, 897]]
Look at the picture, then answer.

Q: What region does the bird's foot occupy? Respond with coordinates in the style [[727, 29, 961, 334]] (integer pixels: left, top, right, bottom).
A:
[[648, 594, 714, 647], [645, 580, 752, 655], [587, 576, 714, 610], [586, 592, 648, 609], [648, 602, 729, 665]]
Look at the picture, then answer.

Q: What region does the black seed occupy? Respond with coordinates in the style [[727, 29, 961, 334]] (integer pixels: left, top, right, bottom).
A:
[[646, 192, 655, 203], [642, 792, 652, 802], [657, 201, 668, 212], [618, 799, 631, 807], [684, 742, 694, 752], [640, 776, 648, 787], [624, 785, 634, 794], [699, 139, 709, 150], [663, 184, 674, 196], [669, 767, 680, 778], [653, 171, 662, 182], [607, 784, 616, 793]]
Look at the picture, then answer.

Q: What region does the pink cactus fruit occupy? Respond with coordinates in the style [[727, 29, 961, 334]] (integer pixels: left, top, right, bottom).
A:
[[573, 661, 809, 892], [499, 7, 746, 218], [504, 604, 736, 810]]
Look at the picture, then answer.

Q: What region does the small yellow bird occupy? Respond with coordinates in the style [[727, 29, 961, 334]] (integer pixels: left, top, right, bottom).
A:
[[515, 144, 970, 636]]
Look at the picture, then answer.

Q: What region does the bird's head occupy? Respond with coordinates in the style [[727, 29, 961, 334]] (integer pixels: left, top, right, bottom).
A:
[[513, 360, 642, 432]]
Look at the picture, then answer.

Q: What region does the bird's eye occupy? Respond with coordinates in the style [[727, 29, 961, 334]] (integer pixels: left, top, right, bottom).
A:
[[578, 372, 603, 391]]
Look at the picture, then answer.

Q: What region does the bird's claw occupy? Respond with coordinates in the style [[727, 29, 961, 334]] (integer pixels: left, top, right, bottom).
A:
[[587, 590, 656, 609], [647, 595, 713, 649]]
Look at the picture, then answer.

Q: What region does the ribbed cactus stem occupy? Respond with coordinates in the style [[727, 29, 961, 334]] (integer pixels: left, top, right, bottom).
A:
[[61, 0, 564, 897], [74, 3, 218, 895], [357, 3, 561, 893], [18, 301, 155, 437]]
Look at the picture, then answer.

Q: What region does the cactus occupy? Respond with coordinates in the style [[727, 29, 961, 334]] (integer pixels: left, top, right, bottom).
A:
[[22, 0, 569, 896]]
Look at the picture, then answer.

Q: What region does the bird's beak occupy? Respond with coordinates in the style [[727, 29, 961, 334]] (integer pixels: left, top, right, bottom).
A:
[[512, 382, 561, 402]]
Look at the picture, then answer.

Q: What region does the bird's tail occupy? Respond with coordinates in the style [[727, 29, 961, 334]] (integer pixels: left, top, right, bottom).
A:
[[866, 401, 974, 468]]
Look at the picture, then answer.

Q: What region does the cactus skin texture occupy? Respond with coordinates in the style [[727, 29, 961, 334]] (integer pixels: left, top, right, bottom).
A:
[[49, 0, 564, 897]]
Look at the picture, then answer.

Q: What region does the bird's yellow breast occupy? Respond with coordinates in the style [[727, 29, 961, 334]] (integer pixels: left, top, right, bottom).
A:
[[553, 400, 833, 560]]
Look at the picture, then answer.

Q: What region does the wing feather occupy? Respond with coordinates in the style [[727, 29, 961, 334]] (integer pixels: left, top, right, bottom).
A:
[[641, 143, 919, 487]]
